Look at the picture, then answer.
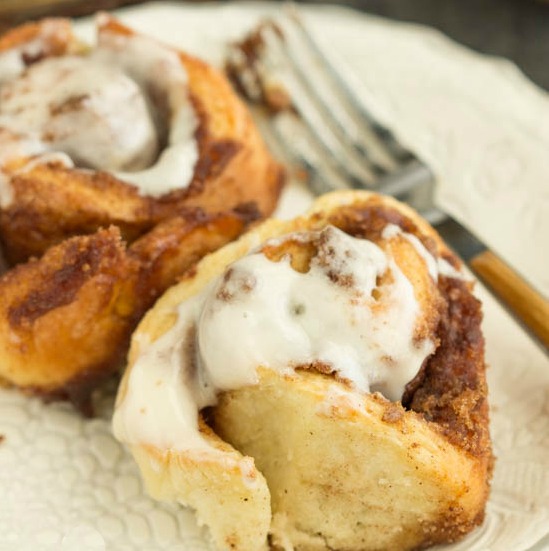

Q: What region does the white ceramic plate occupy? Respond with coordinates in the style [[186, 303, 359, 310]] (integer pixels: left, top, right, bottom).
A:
[[0, 3, 548, 550]]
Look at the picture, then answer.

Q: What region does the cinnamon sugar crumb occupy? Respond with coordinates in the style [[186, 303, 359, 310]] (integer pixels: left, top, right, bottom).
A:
[[382, 403, 404, 423]]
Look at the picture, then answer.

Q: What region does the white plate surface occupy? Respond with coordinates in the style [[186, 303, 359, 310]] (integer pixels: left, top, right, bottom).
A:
[[0, 3, 548, 550]]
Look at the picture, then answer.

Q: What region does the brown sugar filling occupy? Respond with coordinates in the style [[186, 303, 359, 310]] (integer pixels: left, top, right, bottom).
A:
[[336, 203, 489, 457], [267, 199, 490, 458]]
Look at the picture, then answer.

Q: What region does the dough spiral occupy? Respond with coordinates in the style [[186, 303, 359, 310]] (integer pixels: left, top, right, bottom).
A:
[[113, 190, 492, 551], [0, 15, 283, 263], [0, 15, 283, 411]]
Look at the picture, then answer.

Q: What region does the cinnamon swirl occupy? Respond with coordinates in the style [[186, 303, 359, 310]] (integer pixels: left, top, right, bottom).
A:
[[0, 206, 257, 414], [0, 15, 283, 263], [113, 190, 492, 551], [0, 14, 282, 409]]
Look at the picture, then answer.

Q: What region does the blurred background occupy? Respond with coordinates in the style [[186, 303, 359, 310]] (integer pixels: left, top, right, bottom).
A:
[[0, 0, 548, 91]]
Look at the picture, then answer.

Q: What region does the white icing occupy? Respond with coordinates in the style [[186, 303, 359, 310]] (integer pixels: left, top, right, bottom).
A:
[[0, 129, 48, 207], [0, 25, 198, 199], [97, 25, 199, 195], [113, 225, 436, 452], [0, 49, 27, 85], [113, 109, 198, 197], [0, 18, 67, 85], [438, 256, 468, 280], [113, 296, 210, 452], [382, 223, 466, 281], [15, 151, 75, 173], [0, 55, 159, 171]]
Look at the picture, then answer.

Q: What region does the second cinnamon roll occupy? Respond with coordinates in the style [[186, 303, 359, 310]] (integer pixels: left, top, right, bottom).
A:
[[0, 15, 283, 263]]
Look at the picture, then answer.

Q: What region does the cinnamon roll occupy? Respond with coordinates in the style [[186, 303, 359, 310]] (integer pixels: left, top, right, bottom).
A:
[[0, 15, 283, 263], [0, 206, 257, 414], [113, 190, 492, 551], [0, 14, 283, 409]]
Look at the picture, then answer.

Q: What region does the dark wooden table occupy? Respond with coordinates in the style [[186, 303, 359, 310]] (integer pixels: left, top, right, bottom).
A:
[[1, 0, 548, 91]]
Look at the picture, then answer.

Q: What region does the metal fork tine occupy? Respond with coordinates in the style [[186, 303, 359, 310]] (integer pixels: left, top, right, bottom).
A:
[[268, 25, 390, 177], [284, 4, 413, 165], [226, 9, 448, 222], [252, 101, 368, 195], [270, 110, 357, 195], [264, 107, 436, 206], [280, 6, 447, 220], [269, 111, 445, 218], [258, 24, 379, 186]]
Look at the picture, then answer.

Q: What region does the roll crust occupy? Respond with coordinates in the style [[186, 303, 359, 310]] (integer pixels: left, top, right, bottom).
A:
[[0, 207, 256, 413], [0, 15, 283, 408], [0, 15, 283, 263], [115, 190, 493, 551]]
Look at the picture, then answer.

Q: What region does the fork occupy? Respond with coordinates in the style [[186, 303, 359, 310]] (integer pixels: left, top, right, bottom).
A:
[[226, 6, 549, 353]]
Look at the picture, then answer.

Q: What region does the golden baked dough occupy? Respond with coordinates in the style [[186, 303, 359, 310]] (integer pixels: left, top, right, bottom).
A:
[[0, 18, 83, 60], [113, 190, 492, 551], [0, 15, 283, 263], [0, 14, 283, 409], [0, 207, 255, 413]]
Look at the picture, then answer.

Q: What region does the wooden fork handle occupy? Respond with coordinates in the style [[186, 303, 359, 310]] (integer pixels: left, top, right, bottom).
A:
[[469, 250, 549, 351]]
